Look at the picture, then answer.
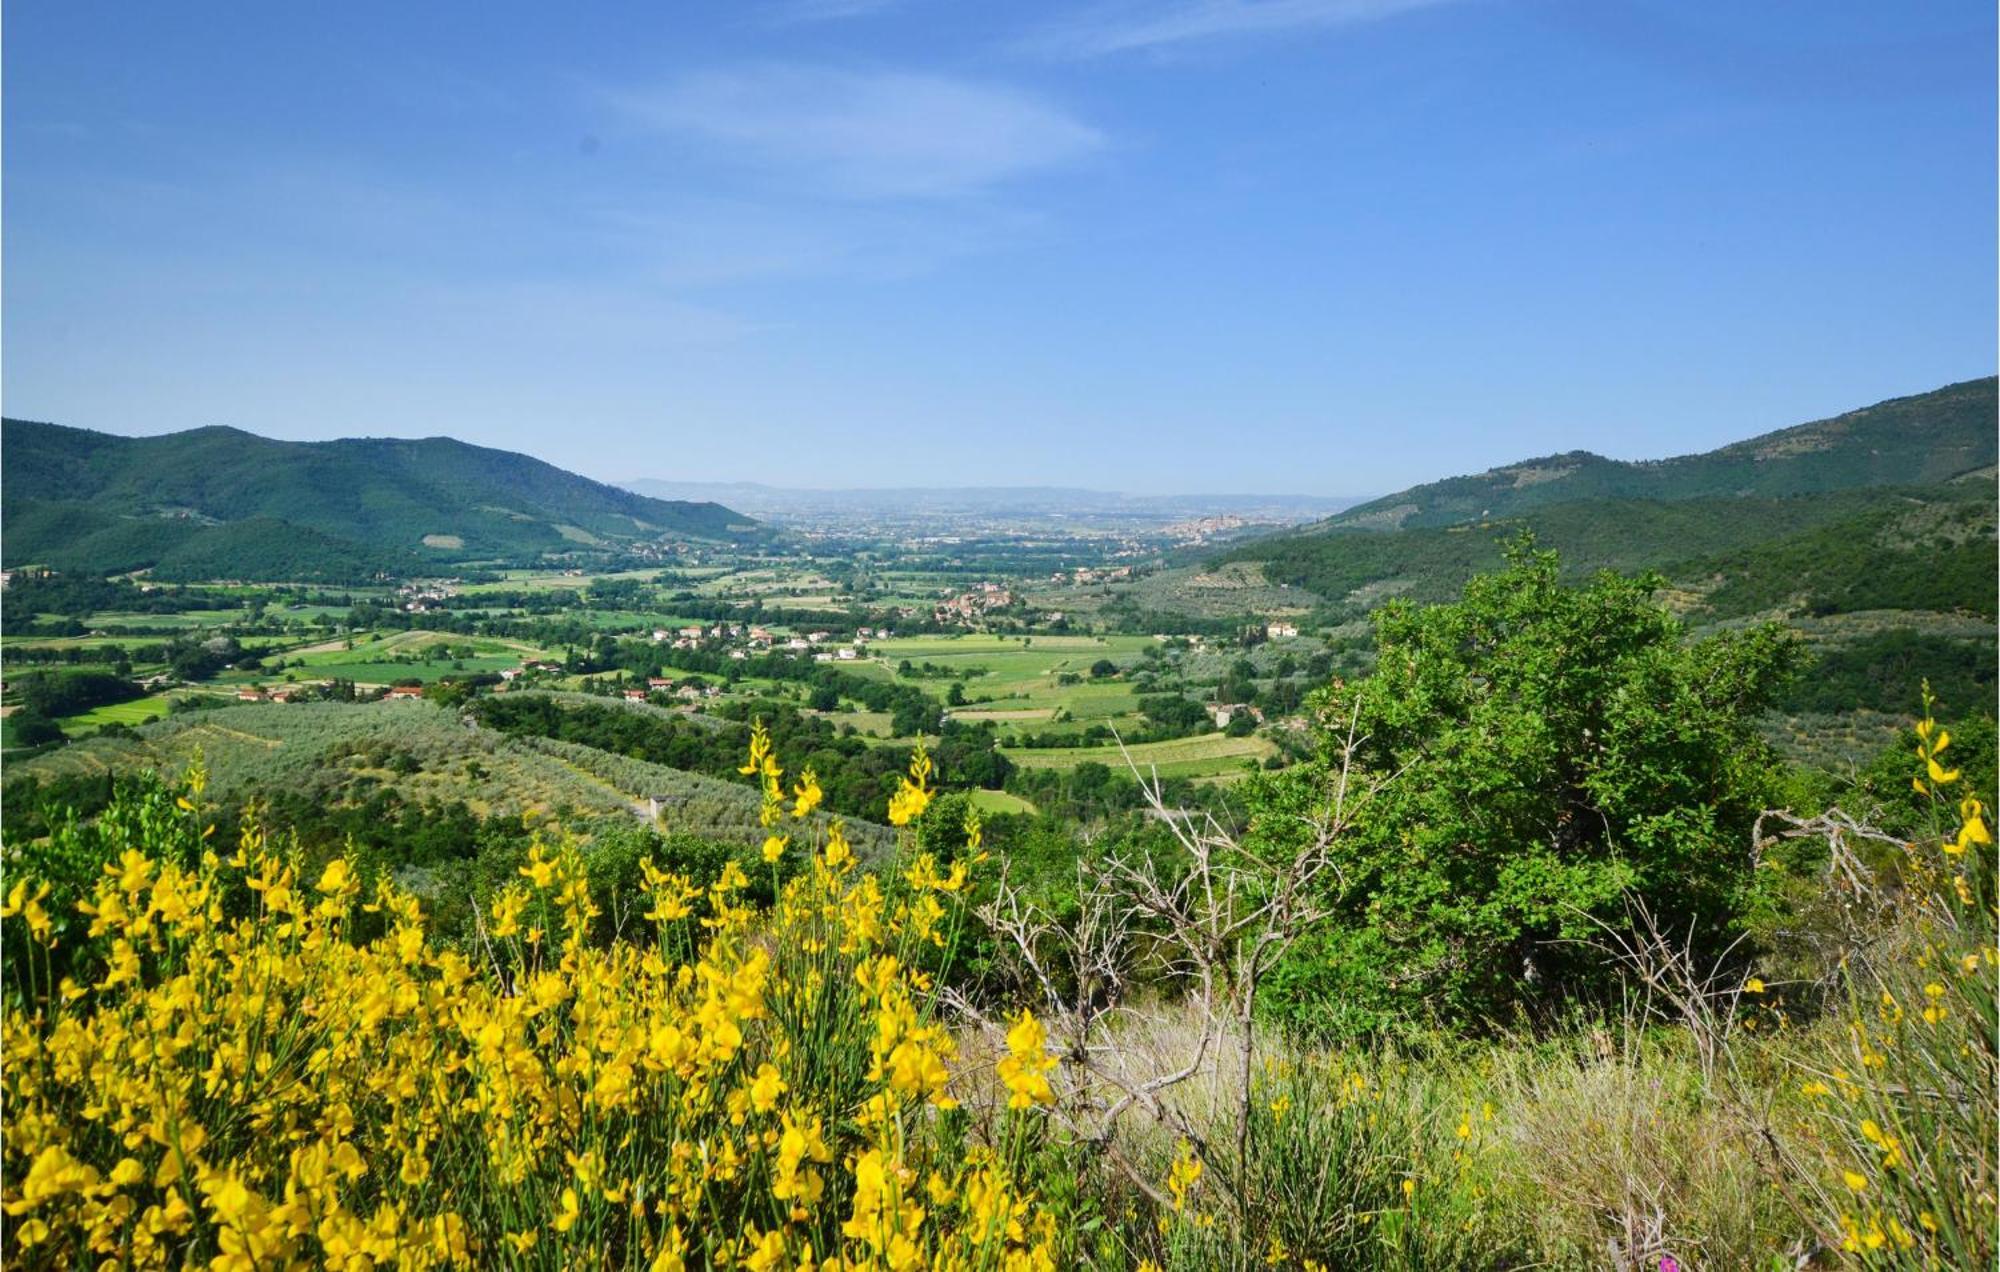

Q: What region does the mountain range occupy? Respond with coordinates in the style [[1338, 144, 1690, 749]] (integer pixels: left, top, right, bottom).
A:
[[2, 421, 757, 581]]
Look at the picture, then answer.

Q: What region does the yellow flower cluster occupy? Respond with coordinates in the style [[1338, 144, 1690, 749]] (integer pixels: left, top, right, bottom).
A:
[[1816, 689, 1997, 1262], [887, 748, 934, 828], [1912, 697, 1993, 858], [2, 744, 1059, 1270], [995, 1013, 1057, 1112]]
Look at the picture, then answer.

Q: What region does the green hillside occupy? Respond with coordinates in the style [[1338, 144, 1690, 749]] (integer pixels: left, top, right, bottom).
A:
[[1226, 378, 1998, 615], [1, 418, 760, 576], [4, 500, 419, 582], [1677, 483, 1997, 621], [1, 699, 896, 857], [1325, 377, 1996, 531], [1231, 483, 1996, 618]]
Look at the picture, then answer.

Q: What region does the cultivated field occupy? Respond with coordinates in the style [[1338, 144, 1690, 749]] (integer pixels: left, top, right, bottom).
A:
[[870, 633, 1158, 739], [1000, 732, 1275, 780], [220, 630, 554, 685], [56, 694, 176, 736], [5, 699, 893, 852]]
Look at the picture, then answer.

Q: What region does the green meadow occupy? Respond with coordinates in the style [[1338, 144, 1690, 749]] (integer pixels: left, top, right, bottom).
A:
[[1000, 732, 1275, 780], [56, 694, 177, 736], [218, 630, 554, 686]]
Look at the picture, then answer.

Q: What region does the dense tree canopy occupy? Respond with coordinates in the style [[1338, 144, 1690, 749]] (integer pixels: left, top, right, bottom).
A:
[[1255, 541, 1802, 1036]]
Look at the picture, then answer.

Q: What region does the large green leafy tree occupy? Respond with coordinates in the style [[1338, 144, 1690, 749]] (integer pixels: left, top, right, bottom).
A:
[[1257, 540, 1801, 1036]]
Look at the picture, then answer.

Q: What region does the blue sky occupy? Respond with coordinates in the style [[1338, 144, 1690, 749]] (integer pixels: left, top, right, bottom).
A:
[[4, 1, 1993, 494]]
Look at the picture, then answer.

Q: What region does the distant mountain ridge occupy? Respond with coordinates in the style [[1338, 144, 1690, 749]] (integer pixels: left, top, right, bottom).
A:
[[1326, 377, 1997, 531], [2, 419, 756, 581], [622, 479, 1361, 523]]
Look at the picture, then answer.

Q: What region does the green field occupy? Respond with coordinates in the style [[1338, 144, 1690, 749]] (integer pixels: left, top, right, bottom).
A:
[[82, 611, 238, 630], [57, 695, 177, 736], [2, 635, 175, 653], [868, 634, 1157, 739], [548, 611, 714, 632], [215, 630, 552, 686], [1001, 732, 1275, 780], [691, 566, 840, 600], [967, 788, 1039, 816], [840, 710, 894, 738], [455, 567, 679, 594]]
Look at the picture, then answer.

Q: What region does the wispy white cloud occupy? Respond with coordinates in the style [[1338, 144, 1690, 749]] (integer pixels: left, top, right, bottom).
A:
[[604, 65, 1104, 200], [592, 197, 1045, 288], [762, 0, 905, 25], [1025, 0, 1456, 59]]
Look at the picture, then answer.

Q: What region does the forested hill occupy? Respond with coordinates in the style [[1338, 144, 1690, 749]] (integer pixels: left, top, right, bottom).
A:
[[1222, 378, 1999, 612], [1, 419, 759, 579], [1326, 377, 1996, 532]]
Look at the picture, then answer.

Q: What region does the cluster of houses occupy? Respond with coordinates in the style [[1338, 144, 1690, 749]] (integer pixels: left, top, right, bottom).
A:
[[653, 623, 753, 650], [1161, 514, 1264, 545], [810, 628, 882, 662], [1210, 702, 1266, 729], [496, 659, 565, 683], [935, 583, 1015, 625], [236, 684, 310, 703], [621, 677, 723, 704], [1047, 566, 1134, 587], [237, 682, 429, 703], [657, 623, 777, 658], [395, 580, 459, 613], [648, 622, 891, 663]]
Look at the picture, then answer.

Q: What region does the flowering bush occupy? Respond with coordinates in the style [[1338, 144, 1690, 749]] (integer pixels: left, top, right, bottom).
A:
[[1789, 689, 1996, 1266], [1, 729, 1064, 1269]]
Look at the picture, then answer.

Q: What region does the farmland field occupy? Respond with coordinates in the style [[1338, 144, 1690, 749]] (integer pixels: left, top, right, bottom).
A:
[[79, 611, 234, 630], [1000, 732, 1275, 780], [848, 633, 1161, 745], [214, 630, 553, 685], [967, 787, 1038, 816], [6, 699, 896, 852], [57, 694, 176, 735], [454, 567, 686, 593]]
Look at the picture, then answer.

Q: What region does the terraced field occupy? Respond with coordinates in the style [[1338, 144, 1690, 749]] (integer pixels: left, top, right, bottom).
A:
[[6, 699, 894, 853]]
